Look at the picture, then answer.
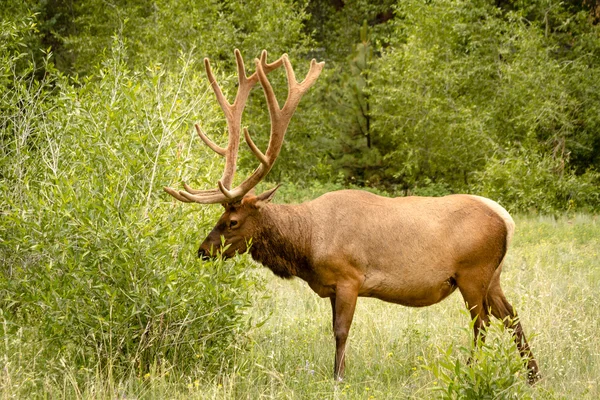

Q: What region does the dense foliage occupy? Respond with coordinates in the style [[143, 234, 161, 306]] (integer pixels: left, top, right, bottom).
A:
[[0, 25, 264, 392], [369, 0, 600, 204], [1, 0, 600, 396], [3, 0, 600, 209]]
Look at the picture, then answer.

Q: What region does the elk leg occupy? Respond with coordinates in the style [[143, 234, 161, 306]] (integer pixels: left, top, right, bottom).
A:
[[330, 296, 336, 331], [331, 285, 358, 381], [457, 279, 490, 346], [486, 279, 540, 383]]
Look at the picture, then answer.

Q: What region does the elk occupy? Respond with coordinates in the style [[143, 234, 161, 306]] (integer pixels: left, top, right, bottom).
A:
[[164, 49, 540, 383]]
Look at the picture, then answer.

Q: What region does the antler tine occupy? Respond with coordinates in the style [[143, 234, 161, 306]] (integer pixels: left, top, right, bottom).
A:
[[164, 49, 289, 204], [259, 50, 285, 74], [243, 127, 269, 167], [195, 124, 226, 156], [257, 55, 325, 163], [213, 54, 325, 202], [204, 57, 231, 115], [163, 186, 193, 202], [164, 185, 233, 204], [179, 188, 235, 204], [281, 56, 325, 114], [182, 182, 219, 195], [233, 49, 285, 104]]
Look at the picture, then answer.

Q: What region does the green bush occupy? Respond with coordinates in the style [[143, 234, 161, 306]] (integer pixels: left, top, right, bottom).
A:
[[426, 317, 534, 400], [0, 37, 261, 391], [473, 147, 600, 213], [365, 0, 600, 206]]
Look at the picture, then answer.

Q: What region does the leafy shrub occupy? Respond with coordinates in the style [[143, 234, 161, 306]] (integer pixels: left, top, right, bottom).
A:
[[0, 37, 261, 390], [409, 178, 453, 197], [473, 147, 600, 213], [367, 0, 600, 201], [426, 318, 534, 400]]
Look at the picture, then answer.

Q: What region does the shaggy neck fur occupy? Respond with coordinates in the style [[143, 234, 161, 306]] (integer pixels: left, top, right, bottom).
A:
[[249, 203, 313, 279]]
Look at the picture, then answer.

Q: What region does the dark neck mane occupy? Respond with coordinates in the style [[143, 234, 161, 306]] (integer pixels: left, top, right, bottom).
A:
[[250, 203, 312, 279]]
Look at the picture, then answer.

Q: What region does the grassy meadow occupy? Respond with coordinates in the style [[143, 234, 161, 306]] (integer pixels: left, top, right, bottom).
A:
[[3, 212, 597, 399], [182, 213, 600, 399]]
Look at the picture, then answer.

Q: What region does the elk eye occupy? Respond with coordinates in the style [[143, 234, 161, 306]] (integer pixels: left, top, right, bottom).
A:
[[230, 220, 238, 228]]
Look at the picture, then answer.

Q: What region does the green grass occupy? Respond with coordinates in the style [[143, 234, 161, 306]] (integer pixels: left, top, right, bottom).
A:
[[2, 213, 599, 399]]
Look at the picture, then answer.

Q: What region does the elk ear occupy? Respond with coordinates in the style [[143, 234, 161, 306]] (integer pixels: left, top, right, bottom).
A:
[[256, 184, 281, 205]]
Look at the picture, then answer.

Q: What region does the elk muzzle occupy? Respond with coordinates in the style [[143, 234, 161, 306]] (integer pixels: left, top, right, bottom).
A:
[[197, 233, 221, 260], [197, 246, 212, 260]]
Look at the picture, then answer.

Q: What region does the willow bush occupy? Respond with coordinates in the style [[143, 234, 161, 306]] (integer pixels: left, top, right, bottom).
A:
[[0, 36, 262, 393]]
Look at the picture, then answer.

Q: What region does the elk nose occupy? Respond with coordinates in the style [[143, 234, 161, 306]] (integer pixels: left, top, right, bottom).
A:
[[197, 247, 209, 260]]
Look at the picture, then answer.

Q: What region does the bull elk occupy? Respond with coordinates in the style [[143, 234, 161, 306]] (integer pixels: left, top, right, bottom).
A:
[[164, 49, 540, 383]]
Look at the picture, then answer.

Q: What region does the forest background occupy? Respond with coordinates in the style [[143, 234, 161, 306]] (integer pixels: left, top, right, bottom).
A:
[[1, 0, 599, 398]]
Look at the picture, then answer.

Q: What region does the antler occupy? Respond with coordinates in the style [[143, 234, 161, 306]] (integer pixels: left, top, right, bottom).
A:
[[164, 50, 324, 204]]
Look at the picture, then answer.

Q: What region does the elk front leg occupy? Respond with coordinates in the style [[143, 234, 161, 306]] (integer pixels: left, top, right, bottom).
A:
[[331, 285, 358, 381]]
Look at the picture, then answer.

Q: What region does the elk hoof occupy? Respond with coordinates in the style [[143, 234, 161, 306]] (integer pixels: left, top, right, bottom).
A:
[[527, 370, 541, 385]]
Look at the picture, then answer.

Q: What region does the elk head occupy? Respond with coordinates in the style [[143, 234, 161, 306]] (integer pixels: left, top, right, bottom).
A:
[[164, 49, 324, 259]]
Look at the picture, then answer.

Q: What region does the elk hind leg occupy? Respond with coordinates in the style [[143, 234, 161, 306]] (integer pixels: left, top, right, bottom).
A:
[[486, 276, 540, 383], [456, 272, 492, 347]]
